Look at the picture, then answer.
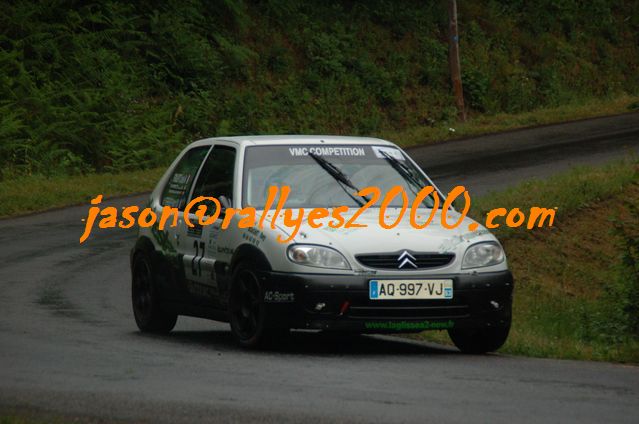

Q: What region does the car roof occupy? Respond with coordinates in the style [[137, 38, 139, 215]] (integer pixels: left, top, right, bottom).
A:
[[187, 135, 396, 148]]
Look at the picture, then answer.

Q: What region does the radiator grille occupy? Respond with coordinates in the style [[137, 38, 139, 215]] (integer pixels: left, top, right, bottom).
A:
[[356, 252, 454, 270]]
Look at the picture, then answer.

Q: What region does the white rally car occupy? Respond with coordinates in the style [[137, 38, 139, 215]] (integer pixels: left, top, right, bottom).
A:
[[130, 136, 513, 352]]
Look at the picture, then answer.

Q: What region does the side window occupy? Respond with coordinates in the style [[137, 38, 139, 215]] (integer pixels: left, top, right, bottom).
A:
[[161, 146, 210, 210], [190, 145, 237, 216]]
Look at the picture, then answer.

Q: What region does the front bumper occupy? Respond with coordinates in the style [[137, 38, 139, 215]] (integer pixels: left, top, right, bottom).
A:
[[257, 269, 513, 333]]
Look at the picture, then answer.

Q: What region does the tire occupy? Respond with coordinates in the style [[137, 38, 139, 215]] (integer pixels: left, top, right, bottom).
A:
[[448, 321, 511, 354], [228, 260, 284, 348], [131, 251, 177, 333]]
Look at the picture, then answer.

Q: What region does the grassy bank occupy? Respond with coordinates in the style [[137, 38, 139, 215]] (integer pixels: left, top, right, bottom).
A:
[[387, 94, 639, 147], [0, 415, 53, 424], [0, 168, 163, 218], [415, 159, 639, 362], [0, 411, 72, 424]]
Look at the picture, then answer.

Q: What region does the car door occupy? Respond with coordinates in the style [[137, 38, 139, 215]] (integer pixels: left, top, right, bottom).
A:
[[178, 144, 237, 306], [153, 145, 211, 302]]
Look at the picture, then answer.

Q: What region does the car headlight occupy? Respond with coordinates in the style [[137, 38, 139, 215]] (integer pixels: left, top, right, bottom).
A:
[[462, 242, 505, 269], [287, 245, 351, 270]]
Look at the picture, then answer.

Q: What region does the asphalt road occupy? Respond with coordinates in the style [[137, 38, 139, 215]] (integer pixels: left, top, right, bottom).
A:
[[1, 113, 638, 423]]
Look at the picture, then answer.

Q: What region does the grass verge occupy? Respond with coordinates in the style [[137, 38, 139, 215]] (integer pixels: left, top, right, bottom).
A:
[[0, 168, 163, 218], [382, 94, 639, 147], [0, 410, 95, 424], [0, 416, 55, 424], [414, 159, 639, 362]]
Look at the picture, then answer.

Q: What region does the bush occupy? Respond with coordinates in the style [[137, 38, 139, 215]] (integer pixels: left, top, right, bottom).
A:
[[579, 198, 639, 344], [610, 202, 639, 336]]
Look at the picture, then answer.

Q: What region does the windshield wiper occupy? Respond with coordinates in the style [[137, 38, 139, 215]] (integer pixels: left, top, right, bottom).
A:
[[308, 152, 369, 207], [380, 150, 425, 197]]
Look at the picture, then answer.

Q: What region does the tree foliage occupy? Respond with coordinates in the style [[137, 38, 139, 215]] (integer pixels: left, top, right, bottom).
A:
[[1, 0, 637, 177]]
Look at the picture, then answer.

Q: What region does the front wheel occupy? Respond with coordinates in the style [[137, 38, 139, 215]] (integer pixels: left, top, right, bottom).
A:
[[229, 261, 287, 348], [229, 262, 267, 348], [448, 322, 510, 354]]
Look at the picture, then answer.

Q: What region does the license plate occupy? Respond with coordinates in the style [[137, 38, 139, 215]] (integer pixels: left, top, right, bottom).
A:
[[369, 279, 453, 300]]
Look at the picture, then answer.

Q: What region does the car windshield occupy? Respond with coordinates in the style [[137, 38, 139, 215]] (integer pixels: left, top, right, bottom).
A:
[[242, 144, 436, 209]]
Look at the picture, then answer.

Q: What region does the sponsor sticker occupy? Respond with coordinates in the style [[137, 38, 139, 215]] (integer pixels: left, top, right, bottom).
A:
[[264, 291, 295, 303], [364, 320, 455, 330], [288, 146, 367, 157], [371, 146, 404, 160]]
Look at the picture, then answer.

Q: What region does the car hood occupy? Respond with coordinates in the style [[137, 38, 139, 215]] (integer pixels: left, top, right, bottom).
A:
[[261, 208, 498, 270]]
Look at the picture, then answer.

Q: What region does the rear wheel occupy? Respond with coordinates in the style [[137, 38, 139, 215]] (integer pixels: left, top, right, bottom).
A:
[[131, 252, 177, 333], [448, 321, 510, 354]]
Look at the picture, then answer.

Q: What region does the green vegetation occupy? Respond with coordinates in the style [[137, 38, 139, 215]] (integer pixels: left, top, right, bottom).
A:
[[417, 160, 639, 362], [0, 412, 72, 424], [382, 94, 639, 146], [1, 416, 41, 424], [0, 168, 162, 217], [472, 159, 639, 239], [2, 0, 638, 179]]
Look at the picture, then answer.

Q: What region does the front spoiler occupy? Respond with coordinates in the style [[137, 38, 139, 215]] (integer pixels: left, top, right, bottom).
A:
[[257, 270, 513, 333]]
